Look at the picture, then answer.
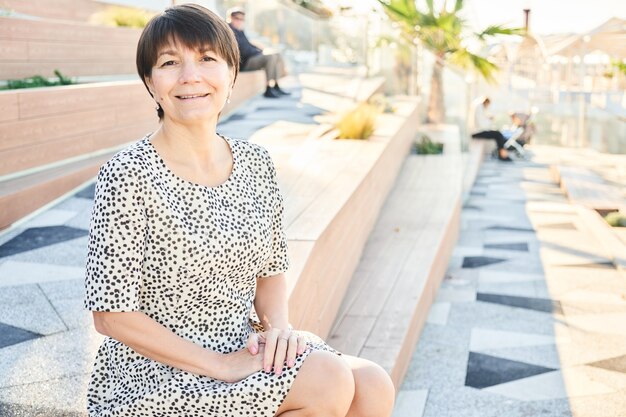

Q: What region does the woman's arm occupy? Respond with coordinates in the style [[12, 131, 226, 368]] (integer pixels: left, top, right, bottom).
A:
[[254, 273, 290, 330], [253, 273, 306, 375], [93, 311, 264, 383]]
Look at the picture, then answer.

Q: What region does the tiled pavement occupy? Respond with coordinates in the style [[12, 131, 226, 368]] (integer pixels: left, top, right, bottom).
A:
[[393, 158, 626, 417]]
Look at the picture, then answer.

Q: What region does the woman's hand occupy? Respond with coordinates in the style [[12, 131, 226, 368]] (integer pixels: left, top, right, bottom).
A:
[[247, 328, 307, 376], [220, 346, 266, 383]]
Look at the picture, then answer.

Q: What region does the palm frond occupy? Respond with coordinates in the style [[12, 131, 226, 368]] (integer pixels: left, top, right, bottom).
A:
[[377, 0, 421, 30], [449, 49, 499, 82], [476, 24, 525, 41]]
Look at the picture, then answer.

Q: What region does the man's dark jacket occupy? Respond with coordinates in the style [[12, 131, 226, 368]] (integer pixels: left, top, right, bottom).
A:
[[229, 24, 261, 67]]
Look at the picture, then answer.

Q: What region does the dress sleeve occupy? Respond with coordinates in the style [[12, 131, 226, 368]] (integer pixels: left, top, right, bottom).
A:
[[257, 151, 290, 278], [84, 158, 147, 311]]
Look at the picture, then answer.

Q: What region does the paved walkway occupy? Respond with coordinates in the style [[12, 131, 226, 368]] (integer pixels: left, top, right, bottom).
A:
[[394, 155, 626, 417]]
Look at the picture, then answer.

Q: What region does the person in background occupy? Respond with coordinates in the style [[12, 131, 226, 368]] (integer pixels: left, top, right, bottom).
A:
[[471, 96, 512, 162], [227, 6, 289, 99]]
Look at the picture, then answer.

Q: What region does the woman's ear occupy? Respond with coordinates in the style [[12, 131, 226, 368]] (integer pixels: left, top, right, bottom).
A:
[[145, 77, 155, 97], [229, 67, 237, 89]]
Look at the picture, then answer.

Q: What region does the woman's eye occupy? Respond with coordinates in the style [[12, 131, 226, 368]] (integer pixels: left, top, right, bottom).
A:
[[161, 60, 176, 67], [202, 56, 216, 62]]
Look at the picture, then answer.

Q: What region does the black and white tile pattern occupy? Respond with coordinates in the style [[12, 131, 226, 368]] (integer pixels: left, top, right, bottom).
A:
[[0, 322, 41, 349], [395, 158, 626, 417]]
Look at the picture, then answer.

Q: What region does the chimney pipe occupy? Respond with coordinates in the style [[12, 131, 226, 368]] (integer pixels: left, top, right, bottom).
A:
[[523, 8, 530, 33]]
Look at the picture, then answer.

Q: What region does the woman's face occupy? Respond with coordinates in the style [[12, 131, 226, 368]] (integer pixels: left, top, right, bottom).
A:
[[147, 41, 234, 125]]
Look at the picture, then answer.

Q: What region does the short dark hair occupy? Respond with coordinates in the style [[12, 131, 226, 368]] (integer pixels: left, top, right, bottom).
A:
[[136, 4, 240, 120]]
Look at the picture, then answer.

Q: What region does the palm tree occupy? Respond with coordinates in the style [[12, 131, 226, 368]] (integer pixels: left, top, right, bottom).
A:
[[377, 0, 523, 123]]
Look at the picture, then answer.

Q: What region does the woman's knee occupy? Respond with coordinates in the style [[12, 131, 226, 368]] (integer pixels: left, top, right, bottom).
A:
[[278, 351, 355, 416], [346, 358, 395, 417], [307, 351, 355, 411]]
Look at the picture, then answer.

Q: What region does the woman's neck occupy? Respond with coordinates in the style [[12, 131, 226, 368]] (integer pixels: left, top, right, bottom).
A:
[[152, 120, 225, 168]]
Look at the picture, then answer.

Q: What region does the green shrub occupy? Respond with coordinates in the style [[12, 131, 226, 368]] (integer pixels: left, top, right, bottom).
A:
[[413, 134, 444, 154], [604, 211, 626, 227], [2, 70, 75, 90], [91, 6, 154, 28], [335, 103, 379, 140]]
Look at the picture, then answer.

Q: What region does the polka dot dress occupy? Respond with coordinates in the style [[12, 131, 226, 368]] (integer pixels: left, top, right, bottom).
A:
[[84, 135, 339, 417]]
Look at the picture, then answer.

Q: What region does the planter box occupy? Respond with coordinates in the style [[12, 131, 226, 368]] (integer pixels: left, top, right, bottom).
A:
[[0, 71, 265, 229], [0, 71, 266, 178], [0, 80, 157, 177]]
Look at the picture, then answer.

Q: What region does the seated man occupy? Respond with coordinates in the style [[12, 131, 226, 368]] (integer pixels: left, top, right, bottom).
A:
[[227, 7, 289, 98], [470, 96, 512, 162]]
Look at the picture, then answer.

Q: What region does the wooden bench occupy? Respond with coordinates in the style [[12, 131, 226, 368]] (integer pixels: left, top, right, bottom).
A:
[[553, 165, 626, 273], [464, 139, 487, 198], [255, 92, 416, 338], [327, 153, 464, 388], [552, 165, 626, 214]]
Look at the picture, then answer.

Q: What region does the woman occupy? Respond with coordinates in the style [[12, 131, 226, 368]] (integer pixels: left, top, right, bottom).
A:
[[84, 4, 394, 417]]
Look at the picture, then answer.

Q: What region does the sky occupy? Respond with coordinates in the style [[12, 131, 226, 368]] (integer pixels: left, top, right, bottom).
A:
[[460, 0, 626, 35], [106, 0, 626, 35]]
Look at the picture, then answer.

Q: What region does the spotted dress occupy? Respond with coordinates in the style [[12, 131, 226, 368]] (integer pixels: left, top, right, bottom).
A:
[[84, 135, 339, 417]]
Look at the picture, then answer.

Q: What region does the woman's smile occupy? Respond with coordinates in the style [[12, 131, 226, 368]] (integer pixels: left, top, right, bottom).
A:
[[175, 92, 211, 102]]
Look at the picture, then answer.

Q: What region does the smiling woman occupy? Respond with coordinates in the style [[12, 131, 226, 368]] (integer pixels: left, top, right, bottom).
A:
[[83, 4, 394, 417], [135, 4, 239, 122]]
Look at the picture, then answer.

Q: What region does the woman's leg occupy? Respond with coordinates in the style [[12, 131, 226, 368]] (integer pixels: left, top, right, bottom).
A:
[[275, 351, 355, 416], [342, 355, 395, 417], [276, 351, 395, 417]]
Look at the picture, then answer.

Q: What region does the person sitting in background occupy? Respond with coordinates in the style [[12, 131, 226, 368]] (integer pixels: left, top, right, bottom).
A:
[[503, 111, 535, 146], [227, 7, 289, 99], [470, 96, 512, 162]]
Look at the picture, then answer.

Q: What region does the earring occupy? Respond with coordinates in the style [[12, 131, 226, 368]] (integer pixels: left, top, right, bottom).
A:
[[155, 102, 162, 111], [226, 95, 231, 104]]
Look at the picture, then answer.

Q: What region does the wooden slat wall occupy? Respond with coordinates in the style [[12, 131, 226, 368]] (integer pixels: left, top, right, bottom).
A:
[[0, 71, 265, 229], [0, 16, 141, 79], [0, 0, 107, 22], [0, 71, 264, 177], [0, 81, 157, 176]]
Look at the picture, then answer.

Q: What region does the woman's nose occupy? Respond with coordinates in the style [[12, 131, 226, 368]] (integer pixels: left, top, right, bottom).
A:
[[178, 61, 201, 83]]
